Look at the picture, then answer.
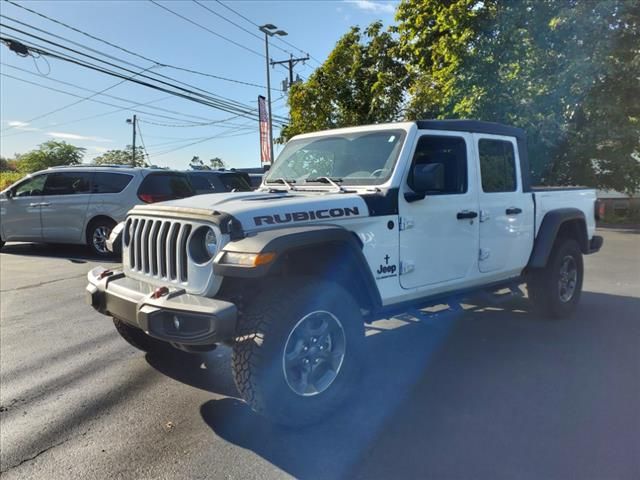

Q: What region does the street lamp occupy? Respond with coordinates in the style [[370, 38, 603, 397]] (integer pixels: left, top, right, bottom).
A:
[[259, 24, 287, 164]]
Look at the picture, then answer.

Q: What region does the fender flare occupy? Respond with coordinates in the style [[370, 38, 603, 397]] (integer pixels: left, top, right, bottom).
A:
[[528, 208, 588, 268], [214, 224, 382, 310]]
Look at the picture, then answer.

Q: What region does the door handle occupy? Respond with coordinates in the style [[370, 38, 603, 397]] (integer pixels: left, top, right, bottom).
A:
[[29, 202, 40, 207], [505, 207, 522, 215], [39, 202, 50, 207], [457, 210, 478, 220]]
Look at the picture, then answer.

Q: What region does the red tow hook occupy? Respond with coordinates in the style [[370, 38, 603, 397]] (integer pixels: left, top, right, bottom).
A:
[[151, 286, 170, 299], [98, 269, 114, 280]]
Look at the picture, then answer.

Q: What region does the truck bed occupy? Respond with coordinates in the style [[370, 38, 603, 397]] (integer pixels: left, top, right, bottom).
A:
[[533, 188, 597, 239]]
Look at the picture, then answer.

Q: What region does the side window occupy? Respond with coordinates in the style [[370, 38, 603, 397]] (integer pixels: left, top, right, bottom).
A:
[[189, 175, 215, 192], [479, 139, 517, 192], [409, 135, 467, 194], [93, 172, 133, 193], [43, 172, 92, 196], [14, 175, 47, 197]]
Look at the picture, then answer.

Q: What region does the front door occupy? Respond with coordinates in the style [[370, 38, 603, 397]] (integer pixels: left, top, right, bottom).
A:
[[474, 134, 533, 274], [399, 133, 479, 289], [40, 171, 93, 243], [0, 174, 47, 241]]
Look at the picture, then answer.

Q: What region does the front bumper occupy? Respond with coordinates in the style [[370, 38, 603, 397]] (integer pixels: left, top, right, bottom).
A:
[[86, 267, 237, 346]]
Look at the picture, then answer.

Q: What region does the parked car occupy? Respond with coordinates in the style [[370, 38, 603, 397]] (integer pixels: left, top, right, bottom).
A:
[[246, 173, 264, 189], [0, 166, 194, 255], [87, 120, 602, 426], [186, 170, 252, 195]]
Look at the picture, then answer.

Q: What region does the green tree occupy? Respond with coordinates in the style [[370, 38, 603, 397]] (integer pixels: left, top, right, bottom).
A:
[[189, 155, 207, 170], [17, 141, 85, 173], [282, 21, 408, 140], [209, 157, 225, 169], [396, 0, 640, 192], [93, 146, 147, 167]]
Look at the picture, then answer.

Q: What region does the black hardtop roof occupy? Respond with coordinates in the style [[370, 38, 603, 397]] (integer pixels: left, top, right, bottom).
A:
[[416, 120, 526, 140]]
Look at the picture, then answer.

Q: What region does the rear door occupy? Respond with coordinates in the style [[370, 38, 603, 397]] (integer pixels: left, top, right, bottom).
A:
[[137, 172, 194, 203], [474, 134, 533, 274], [1, 174, 47, 241], [399, 132, 479, 289], [40, 171, 93, 243]]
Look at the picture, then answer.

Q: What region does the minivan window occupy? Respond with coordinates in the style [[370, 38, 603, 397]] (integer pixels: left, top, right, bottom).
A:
[[93, 172, 133, 193], [137, 173, 194, 203], [43, 172, 92, 195], [14, 174, 47, 197]]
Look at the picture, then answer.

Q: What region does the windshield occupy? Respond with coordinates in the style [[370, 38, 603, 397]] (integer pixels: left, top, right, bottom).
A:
[[265, 129, 406, 186]]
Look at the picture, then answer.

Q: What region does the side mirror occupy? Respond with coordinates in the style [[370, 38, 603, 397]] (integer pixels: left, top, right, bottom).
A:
[[4, 189, 14, 199], [413, 163, 445, 192], [405, 163, 445, 202]]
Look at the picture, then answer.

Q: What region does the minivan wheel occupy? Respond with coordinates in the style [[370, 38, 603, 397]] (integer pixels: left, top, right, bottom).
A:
[[87, 218, 116, 256], [232, 278, 365, 427]]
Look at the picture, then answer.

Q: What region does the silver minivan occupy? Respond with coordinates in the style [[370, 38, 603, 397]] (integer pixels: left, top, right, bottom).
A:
[[0, 166, 194, 255]]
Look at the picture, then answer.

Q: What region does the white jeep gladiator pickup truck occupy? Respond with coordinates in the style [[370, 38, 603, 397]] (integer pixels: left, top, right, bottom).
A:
[[87, 120, 603, 426]]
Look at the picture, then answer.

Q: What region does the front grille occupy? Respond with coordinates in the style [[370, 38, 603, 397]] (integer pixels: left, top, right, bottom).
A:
[[125, 217, 192, 283]]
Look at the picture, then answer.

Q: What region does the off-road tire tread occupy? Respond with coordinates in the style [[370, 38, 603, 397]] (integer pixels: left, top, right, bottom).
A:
[[113, 317, 166, 353]]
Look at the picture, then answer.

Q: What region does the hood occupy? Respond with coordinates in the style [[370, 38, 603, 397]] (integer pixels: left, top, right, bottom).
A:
[[145, 190, 370, 232]]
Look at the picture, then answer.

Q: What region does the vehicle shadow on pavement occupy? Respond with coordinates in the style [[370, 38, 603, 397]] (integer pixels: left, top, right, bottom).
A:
[[0, 242, 120, 263], [192, 291, 640, 480]]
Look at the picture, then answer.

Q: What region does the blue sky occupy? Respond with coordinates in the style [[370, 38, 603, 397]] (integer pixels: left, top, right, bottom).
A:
[[0, 0, 397, 169]]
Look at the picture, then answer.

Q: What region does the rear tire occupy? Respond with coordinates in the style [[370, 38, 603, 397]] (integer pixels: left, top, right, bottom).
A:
[[527, 238, 583, 319], [113, 318, 168, 354], [87, 218, 117, 257], [232, 278, 365, 427]]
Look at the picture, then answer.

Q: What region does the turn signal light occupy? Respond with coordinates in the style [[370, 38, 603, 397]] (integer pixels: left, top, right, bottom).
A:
[[222, 252, 276, 267]]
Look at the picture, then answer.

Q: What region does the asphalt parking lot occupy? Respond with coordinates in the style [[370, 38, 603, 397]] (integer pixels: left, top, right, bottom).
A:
[[1, 228, 639, 480]]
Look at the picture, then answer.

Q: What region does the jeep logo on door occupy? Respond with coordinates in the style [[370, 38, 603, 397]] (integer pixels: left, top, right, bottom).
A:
[[254, 207, 360, 226]]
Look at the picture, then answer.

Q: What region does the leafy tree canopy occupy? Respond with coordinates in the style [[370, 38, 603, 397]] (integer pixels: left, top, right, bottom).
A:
[[189, 155, 225, 170], [284, 1, 640, 193], [17, 141, 85, 173], [282, 21, 408, 140], [93, 146, 147, 167]]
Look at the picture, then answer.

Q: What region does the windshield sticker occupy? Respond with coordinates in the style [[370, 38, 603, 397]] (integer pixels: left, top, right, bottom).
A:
[[254, 207, 360, 226]]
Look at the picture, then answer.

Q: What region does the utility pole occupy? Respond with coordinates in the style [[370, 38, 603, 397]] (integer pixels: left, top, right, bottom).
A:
[[271, 54, 309, 87], [259, 24, 287, 164], [126, 114, 137, 167]]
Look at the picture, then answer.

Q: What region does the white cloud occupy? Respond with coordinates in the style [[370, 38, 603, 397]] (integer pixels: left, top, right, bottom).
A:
[[8, 120, 30, 127], [46, 132, 112, 142], [345, 0, 396, 14]]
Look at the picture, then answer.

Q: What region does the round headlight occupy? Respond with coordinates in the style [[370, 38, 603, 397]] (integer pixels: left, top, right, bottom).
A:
[[204, 228, 217, 257]]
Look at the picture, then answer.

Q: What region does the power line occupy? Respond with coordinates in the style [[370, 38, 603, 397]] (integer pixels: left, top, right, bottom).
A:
[[1, 62, 157, 132], [1, 62, 228, 124], [148, 0, 262, 57], [192, 0, 295, 58], [213, 0, 322, 66], [1, 34, 288, 124], [3, 0, 267, 89], [0, 24, 259, 114], [150, 128, 255, 158]]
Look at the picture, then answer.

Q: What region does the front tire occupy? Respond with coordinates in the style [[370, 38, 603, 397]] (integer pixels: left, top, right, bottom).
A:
[[232, 278, 365, 427], [527, 238, 584, 319]]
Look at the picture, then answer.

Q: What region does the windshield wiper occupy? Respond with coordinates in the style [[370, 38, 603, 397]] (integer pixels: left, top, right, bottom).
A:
[[305, 176, 344, 191], [268, 178, 296, 190]]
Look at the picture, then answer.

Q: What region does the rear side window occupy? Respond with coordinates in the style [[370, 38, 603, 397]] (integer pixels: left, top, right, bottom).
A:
[[137, 173, 194, 203], [188, 174, 216, 192], [43, 172, 92, 195], [409, 136, 468, 194], [93, 172, 133, 193], [219, 174, 251, 192], [479, 139, 517, 192]]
